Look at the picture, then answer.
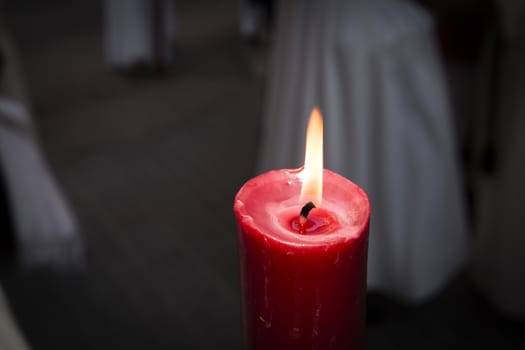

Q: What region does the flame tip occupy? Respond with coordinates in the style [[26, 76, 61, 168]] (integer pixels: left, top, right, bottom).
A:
[[300, 108, 324, 206]]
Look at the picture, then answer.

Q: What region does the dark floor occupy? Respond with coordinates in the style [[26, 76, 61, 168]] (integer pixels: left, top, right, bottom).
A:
[[1, 1, 524, 349]]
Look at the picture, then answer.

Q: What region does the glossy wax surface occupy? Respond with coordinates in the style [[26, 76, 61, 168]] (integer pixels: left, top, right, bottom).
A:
[[234, 168, 370, 350]]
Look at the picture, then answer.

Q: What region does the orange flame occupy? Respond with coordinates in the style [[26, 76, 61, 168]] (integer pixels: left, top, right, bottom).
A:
[[300, 107, 323, 206]]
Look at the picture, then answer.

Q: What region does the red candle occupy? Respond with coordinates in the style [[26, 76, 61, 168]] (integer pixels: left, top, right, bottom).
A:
[[234, 109, 370, 349]]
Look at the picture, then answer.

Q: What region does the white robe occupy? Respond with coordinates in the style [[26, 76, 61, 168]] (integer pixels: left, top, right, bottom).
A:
[[258, 0, 469, 302], [0, 285, 30, 350], [0, 22, 81, 268], [103, 0, 176, 68]]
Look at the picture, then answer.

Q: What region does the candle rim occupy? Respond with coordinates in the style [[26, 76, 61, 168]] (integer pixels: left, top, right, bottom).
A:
[[234, 168, 371, 248]]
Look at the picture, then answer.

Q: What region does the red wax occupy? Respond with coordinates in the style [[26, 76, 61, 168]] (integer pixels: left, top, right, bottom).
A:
[[234, 168, 370, 350]]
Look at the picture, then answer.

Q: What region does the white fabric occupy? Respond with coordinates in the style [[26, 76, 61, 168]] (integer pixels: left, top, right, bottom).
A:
[[0, 98, 81, 267], [258, 0, 469, 302], [471, 0, 525, 319], [0, 285, 30, 350], [103, 0, 176, 67]]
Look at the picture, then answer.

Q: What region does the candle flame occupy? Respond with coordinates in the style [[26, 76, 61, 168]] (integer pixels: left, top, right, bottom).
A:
[[300, 107, 323, 206]]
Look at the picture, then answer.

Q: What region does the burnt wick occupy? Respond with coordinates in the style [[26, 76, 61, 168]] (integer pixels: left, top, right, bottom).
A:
[[299, 201, 316, 226]]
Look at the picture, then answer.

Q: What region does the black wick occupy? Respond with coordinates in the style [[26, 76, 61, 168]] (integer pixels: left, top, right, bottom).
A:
[[299, 201, 316, 224]]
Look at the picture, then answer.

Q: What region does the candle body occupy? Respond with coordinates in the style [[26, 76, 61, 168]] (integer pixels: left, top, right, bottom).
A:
[[234, 168, 370, 350]]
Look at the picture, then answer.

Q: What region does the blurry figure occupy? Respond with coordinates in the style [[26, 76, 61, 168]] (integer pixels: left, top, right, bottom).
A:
[[240, 0, 274, 43], [0, 286, 30, 350], [103, 0, 176, 73], [471, 0, 525, 319], [0, 20, 82, 267], [258, 0, 469, 302]]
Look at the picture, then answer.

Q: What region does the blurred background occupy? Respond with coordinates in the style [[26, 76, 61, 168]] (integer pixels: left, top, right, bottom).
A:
[[0, 0, 524, 349]]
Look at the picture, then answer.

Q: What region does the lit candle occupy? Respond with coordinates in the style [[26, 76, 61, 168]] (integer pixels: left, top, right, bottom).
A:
[[234, 108, 371, 349]]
